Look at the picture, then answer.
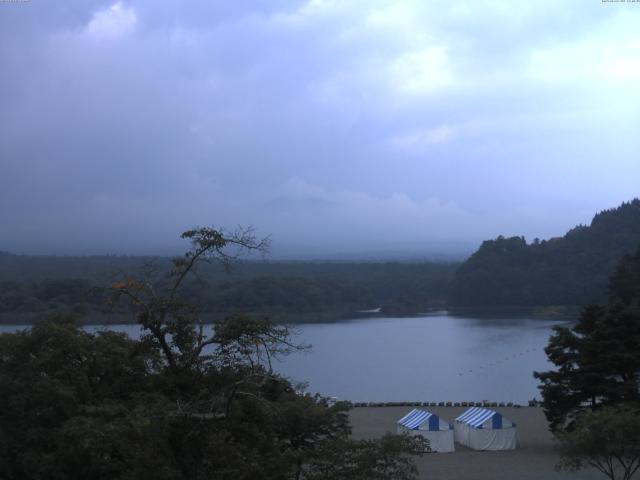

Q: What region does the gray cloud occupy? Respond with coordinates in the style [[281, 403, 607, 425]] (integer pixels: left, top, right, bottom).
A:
[[1, 0, 639, 256]]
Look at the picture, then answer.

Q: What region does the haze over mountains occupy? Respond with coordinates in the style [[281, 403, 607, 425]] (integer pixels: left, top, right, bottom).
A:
[[2, 199, 639, 324], [267, 239, 476, 261], [2, 2, 640, 259], [3, 3, 640, 478]]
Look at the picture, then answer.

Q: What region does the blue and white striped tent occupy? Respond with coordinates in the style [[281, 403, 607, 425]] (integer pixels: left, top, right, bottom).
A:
[[397, 409, 454, 452], [454, 407, 517, 450]]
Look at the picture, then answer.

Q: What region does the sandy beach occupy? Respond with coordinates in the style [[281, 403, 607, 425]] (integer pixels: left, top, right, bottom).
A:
[[349, 406, 603, 480]]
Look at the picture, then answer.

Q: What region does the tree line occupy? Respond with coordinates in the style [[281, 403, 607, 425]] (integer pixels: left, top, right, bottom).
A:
[[449, 199, 640, 308], [535, 245, 640, 480], [0, 227, 426, 480], [0, 255, 456, 324]]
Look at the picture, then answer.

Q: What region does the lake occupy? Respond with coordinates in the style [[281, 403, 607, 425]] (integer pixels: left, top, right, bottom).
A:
[[0, 313, 564, 404]]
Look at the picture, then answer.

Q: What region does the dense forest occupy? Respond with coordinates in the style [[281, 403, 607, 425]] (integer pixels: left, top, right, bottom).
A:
[[449, 199, 640, 309], [0, 229, 426, 479], [533, 245, 640, 479], [4, 199, 640, 323], [535, 244, 640, 430], [0, 253, 457, 324]]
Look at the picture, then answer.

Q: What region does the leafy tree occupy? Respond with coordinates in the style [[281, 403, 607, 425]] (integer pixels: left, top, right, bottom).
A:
[[303, 434, 427, 480], [534, 247, 640, 480], [557, 405, 640, 480], [534, 305, 640, 431], [534, 247, 640, 431], [0, 227, 424, 480], [0, 315, 162, 479], [110, 226, 272, 371]]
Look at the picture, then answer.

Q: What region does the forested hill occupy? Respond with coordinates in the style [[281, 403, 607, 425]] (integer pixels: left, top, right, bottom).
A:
[[0, 253, 458, 323], [449, 199, 640, 308]]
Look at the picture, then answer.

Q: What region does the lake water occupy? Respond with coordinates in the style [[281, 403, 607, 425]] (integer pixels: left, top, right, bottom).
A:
[[0, 313, 564, 404]]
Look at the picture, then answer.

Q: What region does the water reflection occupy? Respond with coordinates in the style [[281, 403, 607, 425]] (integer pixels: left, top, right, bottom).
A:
[[274, 315, 567, 404], [0, 314, 566, 404]]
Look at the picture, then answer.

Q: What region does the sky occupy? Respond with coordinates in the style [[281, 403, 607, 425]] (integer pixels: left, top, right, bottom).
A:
[[1, 0, 639, 258]]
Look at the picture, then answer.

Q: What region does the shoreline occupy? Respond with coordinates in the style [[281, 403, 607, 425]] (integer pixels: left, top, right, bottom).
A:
[[349, 406, 600, 480], [0, 305, 577, 326], [352, 400, 532, 408]]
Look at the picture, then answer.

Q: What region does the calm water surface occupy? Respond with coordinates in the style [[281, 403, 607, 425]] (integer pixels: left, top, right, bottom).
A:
[[0, 313, 565, 404], [277, 314, 564, 404]]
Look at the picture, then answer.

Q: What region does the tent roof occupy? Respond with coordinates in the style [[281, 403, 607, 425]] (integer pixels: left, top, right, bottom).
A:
[[398, 409, 436, 430], [455, 407, 501, 428]]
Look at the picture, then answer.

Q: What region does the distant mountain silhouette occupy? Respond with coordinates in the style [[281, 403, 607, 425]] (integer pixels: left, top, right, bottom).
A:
[[449, 199, 640, 308]]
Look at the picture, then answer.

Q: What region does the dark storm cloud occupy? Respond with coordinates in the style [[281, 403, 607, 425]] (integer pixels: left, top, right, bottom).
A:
[[1, 0, 639, 255]]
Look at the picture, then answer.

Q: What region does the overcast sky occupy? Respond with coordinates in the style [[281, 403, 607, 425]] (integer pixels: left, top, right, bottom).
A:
[[1, 0, 639, 257]]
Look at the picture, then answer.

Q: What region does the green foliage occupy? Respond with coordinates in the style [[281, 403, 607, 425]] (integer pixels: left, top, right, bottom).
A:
[[0, 315, 421, 479], [450, 199, 640, 307], [0, 259, 457, 323], [0, 316, 162, 479], [0, 227, 424, 479], [534, 306, 640, 431], [303, 434, 427, 480], [609, 248, 640, 312], [556, 405, 640, 480], [535, 247, 640, 432]]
